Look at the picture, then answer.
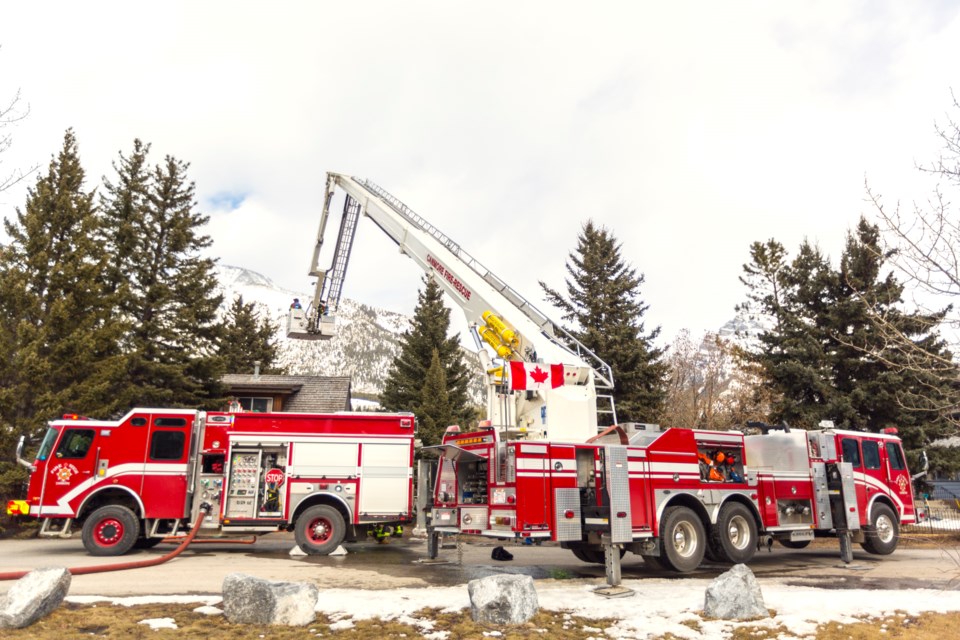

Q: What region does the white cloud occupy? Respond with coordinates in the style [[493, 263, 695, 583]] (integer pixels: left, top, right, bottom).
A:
[[2, 1, 959, 341]]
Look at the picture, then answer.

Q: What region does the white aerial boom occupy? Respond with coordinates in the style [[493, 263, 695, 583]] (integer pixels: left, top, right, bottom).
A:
[[288, 172, 615, 442]]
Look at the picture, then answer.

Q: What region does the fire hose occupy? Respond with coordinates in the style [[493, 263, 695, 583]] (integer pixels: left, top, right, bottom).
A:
[[0, 504, 213, 581]]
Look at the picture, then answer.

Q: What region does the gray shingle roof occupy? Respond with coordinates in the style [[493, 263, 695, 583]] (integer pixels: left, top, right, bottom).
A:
[[222, 374, 352, 412]]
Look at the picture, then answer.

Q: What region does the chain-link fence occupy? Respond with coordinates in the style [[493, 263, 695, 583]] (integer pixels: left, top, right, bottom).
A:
[[903, 505, 960, 534]]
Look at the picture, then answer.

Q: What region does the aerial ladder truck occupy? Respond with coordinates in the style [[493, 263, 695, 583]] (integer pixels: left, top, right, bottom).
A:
[[287, 172, 616, 443]]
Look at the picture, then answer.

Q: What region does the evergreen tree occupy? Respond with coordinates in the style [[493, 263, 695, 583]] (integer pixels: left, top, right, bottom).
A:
[[740, 218, 955, 454], [219, 295, 284, 375], [99, 139, 150, 302], [0, 129, 127, 435], [99, 146, 225, 408], [380, 276, 474, 432], [418, 349, 453, 446], [540, 220, 667, 423]]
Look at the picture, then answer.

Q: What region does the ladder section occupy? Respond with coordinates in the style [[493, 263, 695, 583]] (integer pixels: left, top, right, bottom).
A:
[[358, 178, 614, 389], [320, 195, 362, 314]]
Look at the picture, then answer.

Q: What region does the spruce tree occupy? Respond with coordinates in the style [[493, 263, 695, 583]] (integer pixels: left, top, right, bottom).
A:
[[0, 130, 127, 435], [540, 220, 667, 424], [380, 276, 474, 430], [100, 146, 225, 408], [740, 218, 955, 455], [219, 295, 284, 375], [418, 349, 454, 446]]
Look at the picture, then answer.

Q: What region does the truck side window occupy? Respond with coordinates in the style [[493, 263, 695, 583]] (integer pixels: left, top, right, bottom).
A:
[[55, 429, 95, 459], [861, 440, 881, 470], [150, 430, 186, 461], [885, 442, 906, 471], [155, 417, 187, 427], [841, 438, 861, 468]]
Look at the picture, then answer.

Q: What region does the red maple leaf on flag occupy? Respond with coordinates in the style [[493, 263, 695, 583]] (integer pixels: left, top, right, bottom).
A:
[[530, 366, 549, 384]]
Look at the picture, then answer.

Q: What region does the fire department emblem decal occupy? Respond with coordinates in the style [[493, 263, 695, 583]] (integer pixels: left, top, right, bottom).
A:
[[896, 474, 909, 493], [51, 463, 79, 485]]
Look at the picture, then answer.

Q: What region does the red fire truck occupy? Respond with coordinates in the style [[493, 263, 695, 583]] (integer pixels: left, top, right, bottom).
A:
[[427, 421, 923, 578], [8, 408, 415, 556]]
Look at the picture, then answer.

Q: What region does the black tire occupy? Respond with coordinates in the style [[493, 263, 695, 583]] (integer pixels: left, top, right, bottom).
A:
[[81, 505, 140, 556], [709, 502, 758, 564], [133, 536, 164, 549], [570, 545, 624, 565], [658, 506, 706, 573], [860, 503, 899, 555], [779, 538, 811, 550], [641, 554, 668, 571], [295, 505, 346, 555]]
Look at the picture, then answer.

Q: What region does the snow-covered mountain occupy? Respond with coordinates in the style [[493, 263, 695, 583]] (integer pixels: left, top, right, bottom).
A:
[[216, 265, 408, 395]]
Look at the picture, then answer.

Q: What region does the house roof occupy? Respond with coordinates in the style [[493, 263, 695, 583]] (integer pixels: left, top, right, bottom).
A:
[[222, 374, 352, 413]]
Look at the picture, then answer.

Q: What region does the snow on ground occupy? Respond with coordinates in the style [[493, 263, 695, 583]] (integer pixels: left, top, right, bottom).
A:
[[309, 579, 960, 639], [138, 617, 178, 629], [66, 578, 960, 640]]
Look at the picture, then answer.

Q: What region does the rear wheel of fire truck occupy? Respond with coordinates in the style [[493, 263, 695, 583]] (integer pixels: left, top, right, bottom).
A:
[[658, 506, 706, 573], [860, 503, 899, 555], [570, 545, 624, 565], [81, 505, 140, 556], [295, 505, 345, 555], [778, 538, 811, 550], [709, 502, 758, 564]]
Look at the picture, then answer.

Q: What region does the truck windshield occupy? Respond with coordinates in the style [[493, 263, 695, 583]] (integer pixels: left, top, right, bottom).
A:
[[36, 427, 59, 461]]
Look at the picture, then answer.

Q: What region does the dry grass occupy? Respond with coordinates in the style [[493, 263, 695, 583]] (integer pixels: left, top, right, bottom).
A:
[[4, 604, 960, 640]]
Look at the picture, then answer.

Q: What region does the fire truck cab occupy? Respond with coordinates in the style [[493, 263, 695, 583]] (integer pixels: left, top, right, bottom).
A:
[[9, 408, 415, 556]]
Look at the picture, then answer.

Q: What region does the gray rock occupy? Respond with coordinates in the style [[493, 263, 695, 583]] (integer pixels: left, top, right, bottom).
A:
[[703, 564, 769, 620], [222, 573, 318, 626], [0, 567, 72, 629], [467, 574, 539, 625]]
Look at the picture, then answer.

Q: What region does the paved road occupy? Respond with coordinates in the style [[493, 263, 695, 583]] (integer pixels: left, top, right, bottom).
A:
[[1, 533, 957, 596]]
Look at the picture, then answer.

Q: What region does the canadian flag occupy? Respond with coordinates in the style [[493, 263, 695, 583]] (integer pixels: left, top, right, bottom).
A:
[[509, 361, 565, 391]]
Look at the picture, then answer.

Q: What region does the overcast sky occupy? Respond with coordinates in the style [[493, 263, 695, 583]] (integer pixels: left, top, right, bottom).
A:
[[2, 1, 959, 344]]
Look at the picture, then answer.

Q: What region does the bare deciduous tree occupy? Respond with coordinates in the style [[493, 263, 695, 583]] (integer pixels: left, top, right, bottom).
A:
[[662, 330, 771, 430], [865, 92, 960, 432], [1, 52, 32, 193]]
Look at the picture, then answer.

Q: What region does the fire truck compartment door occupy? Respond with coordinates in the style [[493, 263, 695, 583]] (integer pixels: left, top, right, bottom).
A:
[[359, 443, 412, 515], [604, 445, 633, 544], [421, 445, 485, 463]]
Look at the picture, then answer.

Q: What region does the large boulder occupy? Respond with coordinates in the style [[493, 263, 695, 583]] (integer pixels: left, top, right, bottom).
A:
[[222, 573, 318, 626], [0, 567, 72, 629], [703, 564, 769, 620], [467, 574, 539, 625]]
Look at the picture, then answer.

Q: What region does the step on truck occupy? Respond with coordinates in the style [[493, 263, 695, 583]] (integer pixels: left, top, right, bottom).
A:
[[427, 421, 923, 579], [8, 408, 415, 556]]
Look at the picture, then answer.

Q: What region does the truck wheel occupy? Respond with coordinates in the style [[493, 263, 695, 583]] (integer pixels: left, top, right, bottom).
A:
[[641, 554, 668, 571], [860, 503, 899, 555], [710, 502, 757, 564], [81, 505, 140, 556], [570, 545, 624, 565], [133, 536, 164, 549], [779, 538, 811, 549], [295, 505, 345, 555], [658, 506, 706, 573]]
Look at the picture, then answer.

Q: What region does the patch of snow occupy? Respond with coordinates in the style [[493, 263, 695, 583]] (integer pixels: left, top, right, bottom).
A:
[[192, 605, 223, 616], [329, 620, 355, 630], [68, 595, 220, 607], [139, 617, 177, 630]]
